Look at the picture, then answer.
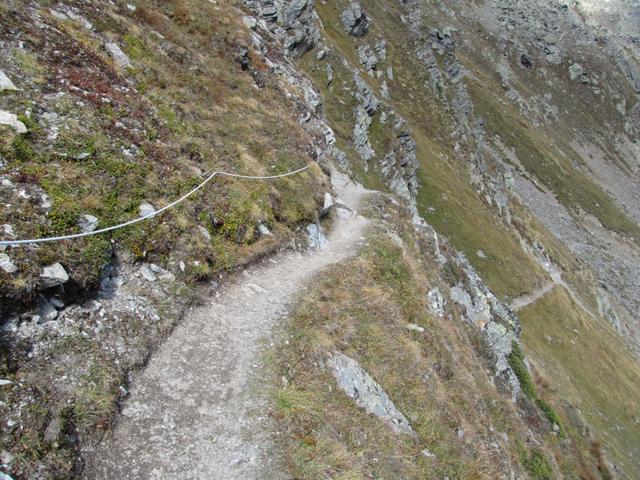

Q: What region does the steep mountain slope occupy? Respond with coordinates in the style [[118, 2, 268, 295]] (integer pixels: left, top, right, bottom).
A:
[[241, 0, 640, 478], [1, 0, 639, 479]]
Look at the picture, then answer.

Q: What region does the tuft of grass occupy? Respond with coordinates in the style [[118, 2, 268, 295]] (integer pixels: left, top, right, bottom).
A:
[[70, 363, 119, 432], [274, 385, 317, 419], [519, 447, 554, 480]]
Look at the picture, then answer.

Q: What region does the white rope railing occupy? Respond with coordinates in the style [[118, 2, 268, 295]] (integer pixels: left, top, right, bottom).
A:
[[0, 164, 312, 246]]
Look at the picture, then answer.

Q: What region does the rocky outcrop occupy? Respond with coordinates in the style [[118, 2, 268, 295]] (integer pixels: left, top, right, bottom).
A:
[[411, 216, 522, 399], [244, 0, 320, 57], [379, 116, 419, 202], [327, 351, 413, 435], [352, 74, 378, 163], [448, 254, 521, 398], [340, 2, 369, 37]]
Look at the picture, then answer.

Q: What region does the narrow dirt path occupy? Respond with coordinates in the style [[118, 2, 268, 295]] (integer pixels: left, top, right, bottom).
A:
[[510, 266, 595, 318], [86, 172, 371, 480], [510, 281, 558, 312]]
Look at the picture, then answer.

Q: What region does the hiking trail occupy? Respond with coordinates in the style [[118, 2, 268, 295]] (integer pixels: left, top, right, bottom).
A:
[[86, 172, 371, 479]]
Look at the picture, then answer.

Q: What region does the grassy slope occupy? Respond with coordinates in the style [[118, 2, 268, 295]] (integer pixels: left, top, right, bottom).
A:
[[271, 199, 603, 479], [0, 0, 326, 307], [310, 0, 548, 300], [303, 1, 640, 478], [520, 287, 640, 479]]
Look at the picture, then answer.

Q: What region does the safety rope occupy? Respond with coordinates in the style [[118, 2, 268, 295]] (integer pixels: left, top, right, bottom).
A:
[[0, 164, 312, 246]]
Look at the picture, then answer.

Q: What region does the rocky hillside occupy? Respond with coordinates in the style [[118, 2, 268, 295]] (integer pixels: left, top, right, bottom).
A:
[[1, 0, 640, 479]]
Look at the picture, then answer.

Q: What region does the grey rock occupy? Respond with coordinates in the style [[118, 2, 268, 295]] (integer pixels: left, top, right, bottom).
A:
[[375, 39, 387, 61], [0, 111, 27, 134], [326, 64, 334, 85], [243, 16, 258, 29], [381, 81, 390, 99], [421, 449, 436, 458], [140, 264, 156, 282], [105, 42, 132, 69], [139, 203, 156, 217], [257, 223, 272, 236], [40, 263, 69, 288], [0, 71, 18, 92], [379, 121, 419, 202], [316, 49, 327, 60], [406, 323, 425, 333], [353, 105, 375, 162], [39, 301, 58, 321], [78, 214, 99, 233], [340, 2, 369, 37], [354, 74, 379, 114], [328, 351, 413, 434], [306, 224, 329, 250], [43, 417, 61, 443], [198, 226, 212, 242], [427, 288, 446, 317], [0, 450, 14, 466], [0, 380, 12, 386], [0, 254, 17, 274], [357, 45, 378, 74], [323, 192, 334, 210], [569, 62, 589, 83]]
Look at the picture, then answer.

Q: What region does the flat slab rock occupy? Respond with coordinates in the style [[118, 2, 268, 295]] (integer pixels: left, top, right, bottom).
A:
[[327, 351, 414, 435]]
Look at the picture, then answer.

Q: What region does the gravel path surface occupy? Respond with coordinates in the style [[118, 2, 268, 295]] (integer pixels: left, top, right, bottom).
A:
[[86, 172, 371, 479]]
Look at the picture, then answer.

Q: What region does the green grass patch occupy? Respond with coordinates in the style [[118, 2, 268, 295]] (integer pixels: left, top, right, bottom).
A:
[[508, 342, 564, 435], [519, 447, 554, 480]]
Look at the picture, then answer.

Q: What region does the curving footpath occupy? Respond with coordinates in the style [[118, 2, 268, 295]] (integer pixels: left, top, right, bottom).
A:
[[85, 172, 371, 480]]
